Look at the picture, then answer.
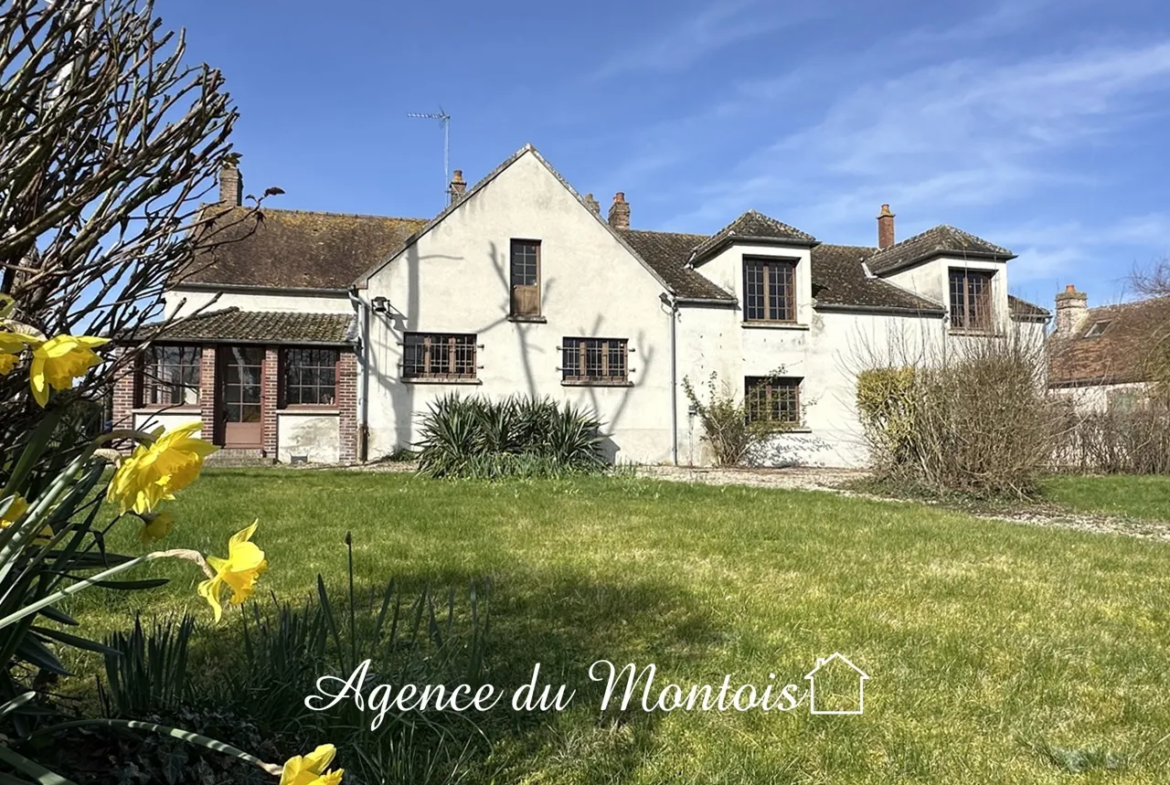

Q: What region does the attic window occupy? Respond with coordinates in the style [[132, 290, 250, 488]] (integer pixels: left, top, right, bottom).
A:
[[1084, 320, 1111, 338]]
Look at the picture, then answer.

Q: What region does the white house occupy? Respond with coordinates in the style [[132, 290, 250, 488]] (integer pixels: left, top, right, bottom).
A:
[[113, 144, 1050, 467]]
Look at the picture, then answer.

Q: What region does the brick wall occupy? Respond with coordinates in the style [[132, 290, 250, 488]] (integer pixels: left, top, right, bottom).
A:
[[199, 345, 217, 441], [262, 346, 279, 456], [111, 349, 136, 430], [338, 351, 359, 462]]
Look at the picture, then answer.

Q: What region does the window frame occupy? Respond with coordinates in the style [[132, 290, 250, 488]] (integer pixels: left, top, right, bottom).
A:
[[402, 333, 479, 382], [561, 337, 631, 386], [509, 239, 542, 318], [136, 344, 201, 409], [948, 268, 996, 333], [280, 347, 341, 409], [742, 257, 798, 323], [744, 376, 802, 427]]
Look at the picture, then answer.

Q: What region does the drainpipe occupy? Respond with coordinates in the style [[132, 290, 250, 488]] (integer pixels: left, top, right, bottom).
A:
[[661, 292, 680, 465], [347, 285, 370, 461]]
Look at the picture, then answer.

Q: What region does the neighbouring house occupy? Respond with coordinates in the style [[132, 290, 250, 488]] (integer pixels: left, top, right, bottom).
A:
[[1047, 285, 1170, 412], [112, 144, 1050, 467]]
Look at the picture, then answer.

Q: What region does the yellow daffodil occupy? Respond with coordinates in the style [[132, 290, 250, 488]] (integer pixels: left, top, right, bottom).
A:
[[137, 510, 175, 545], [197, 521, 267, 623], [106, 422, 217, 514], [0, 495, 53, 545], [279, 744, 344, 785], [0, 330, 41, 376], [1, 496, 28, 528], [29, 334, 109, 407]]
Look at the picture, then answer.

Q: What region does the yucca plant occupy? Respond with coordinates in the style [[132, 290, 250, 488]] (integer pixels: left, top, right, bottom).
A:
[[415, 394, 605, 479]]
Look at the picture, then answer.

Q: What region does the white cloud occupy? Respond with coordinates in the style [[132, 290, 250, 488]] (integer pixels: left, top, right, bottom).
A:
[[589, 0, 826, 81]]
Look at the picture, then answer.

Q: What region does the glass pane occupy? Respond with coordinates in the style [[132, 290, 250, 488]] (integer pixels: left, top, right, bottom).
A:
[[242, 384, 261, 404], [240, 405, 262, 423]]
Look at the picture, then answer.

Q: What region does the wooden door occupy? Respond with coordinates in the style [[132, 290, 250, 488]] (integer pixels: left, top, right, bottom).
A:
[[219, 346, 264, 447]]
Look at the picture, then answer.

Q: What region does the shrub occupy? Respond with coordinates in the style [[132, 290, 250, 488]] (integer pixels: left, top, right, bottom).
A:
[[682, 371, 797, 466], [1062, 399, 1170, 475], [856, 333, 1059, 499], [416, 395, 606, 479]]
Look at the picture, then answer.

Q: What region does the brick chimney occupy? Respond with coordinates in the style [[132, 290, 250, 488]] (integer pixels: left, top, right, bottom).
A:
[[584, 193, 600, 215], [608, 192, 630, 229], [219, 163, 242, 207], [877, 204, 895, 249], [448, 169, 466, 204], [1054, 284, 1088, 336]]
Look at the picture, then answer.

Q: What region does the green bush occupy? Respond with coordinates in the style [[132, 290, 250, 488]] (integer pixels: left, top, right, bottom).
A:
[[416, 395, 606, 479]]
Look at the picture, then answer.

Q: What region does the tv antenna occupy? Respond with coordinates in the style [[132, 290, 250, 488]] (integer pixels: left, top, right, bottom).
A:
[[407, 108, 450, 202]]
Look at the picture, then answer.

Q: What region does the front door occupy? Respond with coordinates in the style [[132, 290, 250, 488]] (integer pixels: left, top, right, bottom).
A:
[[219, 346, 264, 447]]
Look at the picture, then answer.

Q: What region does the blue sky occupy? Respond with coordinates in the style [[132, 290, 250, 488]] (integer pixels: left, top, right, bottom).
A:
[[173, 0, 1170, 309]]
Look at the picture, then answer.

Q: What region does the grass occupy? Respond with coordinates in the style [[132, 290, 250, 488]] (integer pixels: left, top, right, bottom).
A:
[[63, 469, 1170, 784], [1042, 474, 1170, 521]]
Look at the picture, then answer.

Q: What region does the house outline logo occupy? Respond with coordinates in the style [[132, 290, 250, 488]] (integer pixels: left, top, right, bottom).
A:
[[804, 653, 869, 715]]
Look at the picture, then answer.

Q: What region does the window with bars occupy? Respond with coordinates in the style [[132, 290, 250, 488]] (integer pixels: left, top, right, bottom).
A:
[[949, 269, 995, 331], [510, 239, 541, 317], [138, 345, 201, 407], [744, 376, 801, 426], [282, 348, 339, 406], [402, 333, 478, 380], [743, 258, 796, 322], [561, 337, 629, 384]]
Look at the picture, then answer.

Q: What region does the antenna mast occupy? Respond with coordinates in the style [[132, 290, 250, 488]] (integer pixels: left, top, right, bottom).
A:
[[407, 108, 451, 202]]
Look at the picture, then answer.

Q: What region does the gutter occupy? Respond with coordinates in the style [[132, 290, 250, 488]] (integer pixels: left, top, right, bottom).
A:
[[814, 303, 946, 318], [660, 292, 680, 465], [347, 285, 370, 462]]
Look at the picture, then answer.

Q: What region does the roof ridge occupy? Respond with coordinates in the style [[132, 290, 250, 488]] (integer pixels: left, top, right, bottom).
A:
[[253, 206, 430, 223]]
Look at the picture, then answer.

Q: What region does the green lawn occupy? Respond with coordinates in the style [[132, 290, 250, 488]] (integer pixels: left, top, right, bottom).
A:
[[1043, 475, 1170, 521], [65, 470, 1170, 784]]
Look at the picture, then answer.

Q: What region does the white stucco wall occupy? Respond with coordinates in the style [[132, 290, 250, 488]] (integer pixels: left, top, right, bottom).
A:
[[132, 411, 202, 438], [1050, 381, 1150, 413], [362, 150, 675, 464], [674, 295, 948, 468], [277, 412, 340, 463], [165, 288, 352, 319]]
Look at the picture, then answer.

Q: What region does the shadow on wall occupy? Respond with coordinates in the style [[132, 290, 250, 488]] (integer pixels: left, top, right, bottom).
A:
[[372, 240, 656, 460]]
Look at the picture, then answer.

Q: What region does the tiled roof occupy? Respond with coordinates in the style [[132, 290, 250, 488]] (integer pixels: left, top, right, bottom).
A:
[[691, 210, 817, 262], [127, 308, 356, 345], [1048, 297, 1170, 386], [1008, 294, 1050, 321], [182, 207, 427, 289], [810, 244, 945, 314], [865, 225, 1015, 275], [617, 229, 736, 301]]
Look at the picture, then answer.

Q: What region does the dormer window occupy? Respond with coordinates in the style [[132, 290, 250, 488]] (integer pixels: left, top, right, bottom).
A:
[[949, 269, 994, 332], [743, 257, 796, 322], [1084, 320, 1111, 338]]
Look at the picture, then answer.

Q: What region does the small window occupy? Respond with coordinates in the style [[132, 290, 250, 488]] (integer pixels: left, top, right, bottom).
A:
[[949, 269, 994, 331], [510, 239, 541, 317], [562, 337, 629, 384], [282, 348, 339, 406], [138, 345, 200, 407], [1084, 320, 1111, 338], [403, 333, 477, 380], [743, 258, 796, 322], [745, 376, 801, 426]]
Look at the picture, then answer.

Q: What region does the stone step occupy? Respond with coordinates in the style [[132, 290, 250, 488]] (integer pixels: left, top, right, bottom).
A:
[[205, 448, 276, 467]]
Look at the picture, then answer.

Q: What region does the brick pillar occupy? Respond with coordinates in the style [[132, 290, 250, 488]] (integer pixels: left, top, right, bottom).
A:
[[262, 346, 279, 458], [199, 345, 217, 444], [338, 351, 358, 463], [111, 349, 137, 431]]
